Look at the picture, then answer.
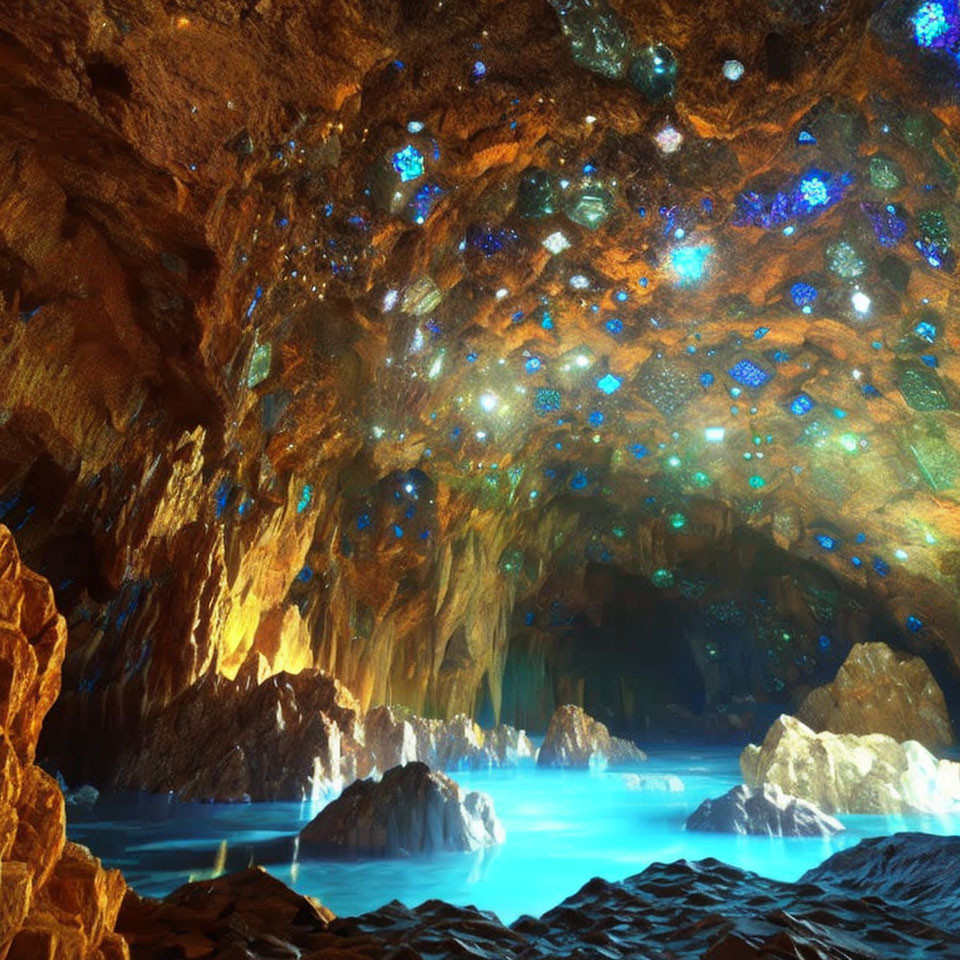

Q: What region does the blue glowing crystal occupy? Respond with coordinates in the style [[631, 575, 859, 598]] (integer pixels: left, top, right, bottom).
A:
[[790, 393, 814, 415], [915, 320, 937, 342], [913, 1, 953, 48], [728, 359, 771, 388], [525, 356, 542, 373], [815, 534, 837, 550], [391, 144, 425, 182], [596, 373, 622, 394], [905, 614, 924, 631], [605, 317, 623, 335]]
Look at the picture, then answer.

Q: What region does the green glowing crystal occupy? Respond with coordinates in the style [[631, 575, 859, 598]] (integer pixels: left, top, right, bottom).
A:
[[247, 341, 272, 388], [627, 44, 677, 102], [651, 568, 675, 588], [897, 361, 951, 411], [517, 167, 557, 219], [868, 154, 905, 191], [825, 240, 866, 278], [564, 184, 615, 229], [547, 0, 632, 79], [669, 512, 686, 530]]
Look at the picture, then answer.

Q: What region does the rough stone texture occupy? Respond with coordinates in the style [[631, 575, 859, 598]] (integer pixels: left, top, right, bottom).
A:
[[0, 0, 959, 784], [114, 675, 534, 801], [741, 713, 960, 814], [298, 762, 505, 857], [686, 782, 845, 836], [115, 835, 960, 960], [796, 642, 955, 751], [361, 705, 534, 775], [537, 704, 646, 768], [0, 524, 126, 960]]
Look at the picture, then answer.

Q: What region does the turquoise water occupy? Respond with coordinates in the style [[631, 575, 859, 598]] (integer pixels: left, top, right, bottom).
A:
[[66, 747, 960, 923]]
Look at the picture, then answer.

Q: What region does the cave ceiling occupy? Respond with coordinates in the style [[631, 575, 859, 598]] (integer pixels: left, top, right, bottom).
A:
[[2, 0, 960, 766]]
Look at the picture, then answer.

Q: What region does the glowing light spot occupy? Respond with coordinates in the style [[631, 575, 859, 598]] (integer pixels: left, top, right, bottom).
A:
[[391, 145, 425, 182], [671, 245, 712, 284], [654, 124, 683, 153], [479, 392, 499, 412], [851, 290, 871, 314], [542, 231, 571, 254], [722, 59, 744, 81], [799, 174, 829, 208], [705, 427, 725, 442], [596, 373, 622, 394], [913, 1, 950, 47]]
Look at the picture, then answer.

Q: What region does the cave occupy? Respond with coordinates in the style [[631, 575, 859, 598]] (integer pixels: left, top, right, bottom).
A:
[[3, 0, 960, 957]]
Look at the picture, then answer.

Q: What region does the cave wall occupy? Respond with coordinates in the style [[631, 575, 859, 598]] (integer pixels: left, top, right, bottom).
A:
[[1, 0, 960, 781]]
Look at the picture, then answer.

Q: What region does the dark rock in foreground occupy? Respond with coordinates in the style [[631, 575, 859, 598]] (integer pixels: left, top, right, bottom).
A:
[[117, 833, 960, 959], [686, 782, 845, 836], [299, 762, 504, 857], [537, 704, 646, 768]]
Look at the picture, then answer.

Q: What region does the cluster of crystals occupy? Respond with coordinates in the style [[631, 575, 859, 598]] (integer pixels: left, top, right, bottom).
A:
[[212, 9, 960, 691]]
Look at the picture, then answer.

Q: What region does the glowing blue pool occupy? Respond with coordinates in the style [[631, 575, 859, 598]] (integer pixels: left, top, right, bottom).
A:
[[66, 746, 960, 922]]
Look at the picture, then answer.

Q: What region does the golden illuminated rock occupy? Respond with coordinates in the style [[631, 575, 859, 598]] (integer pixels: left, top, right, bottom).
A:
[[796, 642, 955, 751]]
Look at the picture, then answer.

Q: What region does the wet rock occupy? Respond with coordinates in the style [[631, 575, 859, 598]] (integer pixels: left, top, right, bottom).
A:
[[537, 705, 646, 768], [796, 642, 954, 750], [298, 762, 505, 857], [361, 705, 534, 774], [741, 713, 960, 814], [685, 783, 845, 836]]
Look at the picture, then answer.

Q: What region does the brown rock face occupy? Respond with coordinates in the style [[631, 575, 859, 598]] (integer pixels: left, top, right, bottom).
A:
[[0, 524, 125, 960], [537, 704, 646, 768], [299, 761, 505, 857], [1, 0, 959, 785], [795, 642, 955, 751]]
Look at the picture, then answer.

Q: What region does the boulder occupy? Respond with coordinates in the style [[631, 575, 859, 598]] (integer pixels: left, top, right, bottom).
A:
[[537, 705, 646, 768], [796, 642, 954, 751], [741, 714, 960, 814], [299, 762, 505, 857], [361, 706, 534, 774], [686, 783, 845, 836]]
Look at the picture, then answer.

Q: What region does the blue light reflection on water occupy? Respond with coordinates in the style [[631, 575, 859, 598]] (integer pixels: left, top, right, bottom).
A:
[[67, 746, 960, 923]]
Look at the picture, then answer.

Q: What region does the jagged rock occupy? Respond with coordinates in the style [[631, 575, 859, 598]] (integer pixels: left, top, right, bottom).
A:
[[685, 783, 845, 836], [741, 714, 960, 815], [298, 762, 505, 858], [623, 773, 684, 792], [115, 657, 363, 802], [116, 835, 960, 959], [361, 705, 534, 774], [796, 642, 954, 751], [537, 705, 646, 768], [0, 525, 126, 960]]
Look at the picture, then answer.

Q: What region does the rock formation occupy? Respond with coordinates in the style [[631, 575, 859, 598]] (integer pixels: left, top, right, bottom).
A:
[[686, 783, 845, 836], [741, 713, 960, 815], [796, 641, 955, 750], [298, 762, 505, 858], [0, 525, 126, 960], [537, 704, 646, 768], [115, 834, 960, 960], [0, 0, 958, 782], [114, 670, 534, 801]]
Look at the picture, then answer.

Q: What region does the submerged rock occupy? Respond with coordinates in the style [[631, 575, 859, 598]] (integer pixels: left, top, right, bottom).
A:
[[686, 783, 844, 836], [623, 773, 684, 792], [299, 762, 505, 858], [796, 641, 954, 750], [741, 714, 960, 814], [537, 705, 646, 768]]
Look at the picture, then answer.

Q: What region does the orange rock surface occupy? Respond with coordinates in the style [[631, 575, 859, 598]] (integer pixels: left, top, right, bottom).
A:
[[0, 524, 126, 960]]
